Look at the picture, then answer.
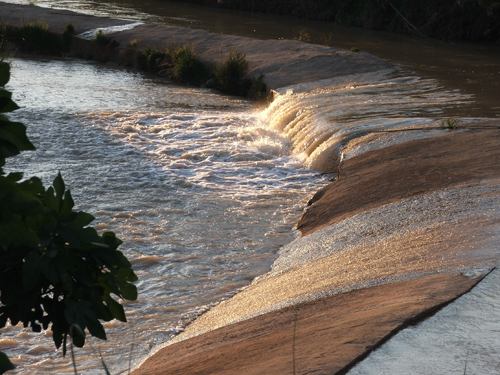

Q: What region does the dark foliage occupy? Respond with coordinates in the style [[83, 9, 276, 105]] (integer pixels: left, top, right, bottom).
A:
[[137, 47, 172, 73], [214, 48, 249, 96], [173, 46, 211, 85], [2, 20, 73, 54]]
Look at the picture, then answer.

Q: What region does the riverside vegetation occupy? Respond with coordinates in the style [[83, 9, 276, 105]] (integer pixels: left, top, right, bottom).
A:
[[137, 45, 268, 99], [0, 59, 138, 372], [1, 20, 74, 55], [0, 20, 269, 101]]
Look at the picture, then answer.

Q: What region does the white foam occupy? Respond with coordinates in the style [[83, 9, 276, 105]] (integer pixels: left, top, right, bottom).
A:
[[76, 22, 143, 40], [263, 71, 473, 172]]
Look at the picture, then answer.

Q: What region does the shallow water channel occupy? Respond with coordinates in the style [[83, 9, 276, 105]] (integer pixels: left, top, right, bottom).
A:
[[1, 1, 500, 374]]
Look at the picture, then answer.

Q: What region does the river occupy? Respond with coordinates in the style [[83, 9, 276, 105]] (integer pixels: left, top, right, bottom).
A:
[[1, 1, 500, 374]]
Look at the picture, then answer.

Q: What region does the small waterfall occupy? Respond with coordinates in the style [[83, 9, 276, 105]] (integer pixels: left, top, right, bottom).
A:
[[262, 70, 473, 173]]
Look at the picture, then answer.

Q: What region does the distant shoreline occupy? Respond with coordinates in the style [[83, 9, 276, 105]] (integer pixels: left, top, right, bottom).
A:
[[166, 0, 500, 42]]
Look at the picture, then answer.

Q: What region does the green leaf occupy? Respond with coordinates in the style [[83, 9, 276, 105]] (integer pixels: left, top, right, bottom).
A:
[[70, 324, 85, 348], [0, 351, 15, 374], [115, 251, 133, 270], [20, 176, 45, 193], [22, 251, 41, 291], [40, 256, 59, 284], [79, 227, 101, 243], [118, 281, 137, 301], [0, 120, 36, 157], [55, 225, 83, 246], [0, 62, 10, 87], [43, 186, 59, 212], [86, 318, 106, 340], [59, 190, 74, 218], [0, 219, 39, 249], [73, 270, 95, 287], [0, 90, 19, 113], [105, 295, 126, 322], [73, 212, 95, 227], [5, 172, 24, 183], [26, 213, 48, 234], [52, 173, 65, 199], [101, 231, 123, 249], [13, 191, 43, 215], [117, 265, 138, 282]]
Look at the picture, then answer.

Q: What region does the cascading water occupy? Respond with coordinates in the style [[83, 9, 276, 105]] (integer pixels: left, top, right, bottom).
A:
[[263, 70, 472, 172]]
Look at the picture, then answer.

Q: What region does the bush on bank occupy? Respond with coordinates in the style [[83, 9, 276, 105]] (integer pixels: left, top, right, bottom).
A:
[[1, 20, 74, 54], [137, 44, 269, 100], [213, 48, 249, 96], [168, 0, 500, 41]]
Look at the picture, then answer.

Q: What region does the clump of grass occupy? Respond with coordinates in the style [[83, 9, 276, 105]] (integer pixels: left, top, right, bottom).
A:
[[1, 19, 75, 54], [16, 19, 65, 54], [20, 19, 49, 36], [0, 24, 9, 62], [64, 23, 75, 34], [246, 73, 271, 102], [137, 47, 171, 73], [93, 29, 109, 46], [320, 32, 334, 47], [295, 28, 311, 42], [129, 39, 137, 48], [350, 46, 361, 52], [60, 23, 75, 51], [440, 117, 460, 129], [214, 48, 249, 96], [20, 19, 51, 46], [173, 45, 210, 85], [92, 30, 119, 50]]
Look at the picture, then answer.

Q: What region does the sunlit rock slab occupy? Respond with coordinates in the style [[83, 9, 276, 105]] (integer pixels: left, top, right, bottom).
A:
[[297, 126, 500, 236], [131, 273, 481, 375]]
